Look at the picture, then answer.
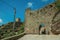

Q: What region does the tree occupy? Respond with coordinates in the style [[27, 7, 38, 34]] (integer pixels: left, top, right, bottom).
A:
[[56, 0, 60, 10]]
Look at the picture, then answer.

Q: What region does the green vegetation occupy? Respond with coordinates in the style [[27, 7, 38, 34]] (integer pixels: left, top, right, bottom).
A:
[[55, 0, 60, 10], [0, 22, 24, 39]]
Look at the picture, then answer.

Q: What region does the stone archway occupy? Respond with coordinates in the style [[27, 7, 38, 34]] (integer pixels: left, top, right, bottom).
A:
[[39, 23, 46, 35]]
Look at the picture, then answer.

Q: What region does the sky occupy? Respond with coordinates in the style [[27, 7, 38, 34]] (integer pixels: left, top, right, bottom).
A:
[[0, 0, 55, 25]]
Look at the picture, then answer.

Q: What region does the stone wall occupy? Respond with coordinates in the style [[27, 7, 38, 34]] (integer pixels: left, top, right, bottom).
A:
[[25, 3, 59, 34]]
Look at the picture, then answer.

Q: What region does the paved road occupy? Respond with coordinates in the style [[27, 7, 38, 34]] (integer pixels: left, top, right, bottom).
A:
[[18, 34, 60, 40]]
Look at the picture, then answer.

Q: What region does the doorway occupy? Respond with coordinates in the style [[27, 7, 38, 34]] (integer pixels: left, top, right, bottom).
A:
[[39, 23, 46, 35]]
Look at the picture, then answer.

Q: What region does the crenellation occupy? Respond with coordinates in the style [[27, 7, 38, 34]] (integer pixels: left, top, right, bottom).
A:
[[25, 2, 60, 34]]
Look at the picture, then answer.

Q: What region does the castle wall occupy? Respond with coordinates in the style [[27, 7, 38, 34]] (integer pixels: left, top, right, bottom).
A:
[[25, 3, 59, 34]]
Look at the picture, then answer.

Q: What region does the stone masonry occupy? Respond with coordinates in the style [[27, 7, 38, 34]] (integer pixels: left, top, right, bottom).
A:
[[25, 2, 60, 34]]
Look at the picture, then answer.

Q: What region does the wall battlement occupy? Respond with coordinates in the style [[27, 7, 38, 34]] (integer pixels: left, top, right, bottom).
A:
[[25, 2, 60, 34]]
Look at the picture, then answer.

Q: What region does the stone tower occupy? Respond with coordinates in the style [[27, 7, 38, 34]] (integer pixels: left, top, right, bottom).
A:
[[25, 2, 60, 34]]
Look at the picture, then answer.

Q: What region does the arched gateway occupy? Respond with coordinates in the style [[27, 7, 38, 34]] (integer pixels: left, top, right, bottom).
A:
[[25, 2, 60, 35]]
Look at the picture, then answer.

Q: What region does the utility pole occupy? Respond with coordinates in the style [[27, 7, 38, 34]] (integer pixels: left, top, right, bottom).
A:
[[13, 8, 16, 32], [0, 0, 16, 33]]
